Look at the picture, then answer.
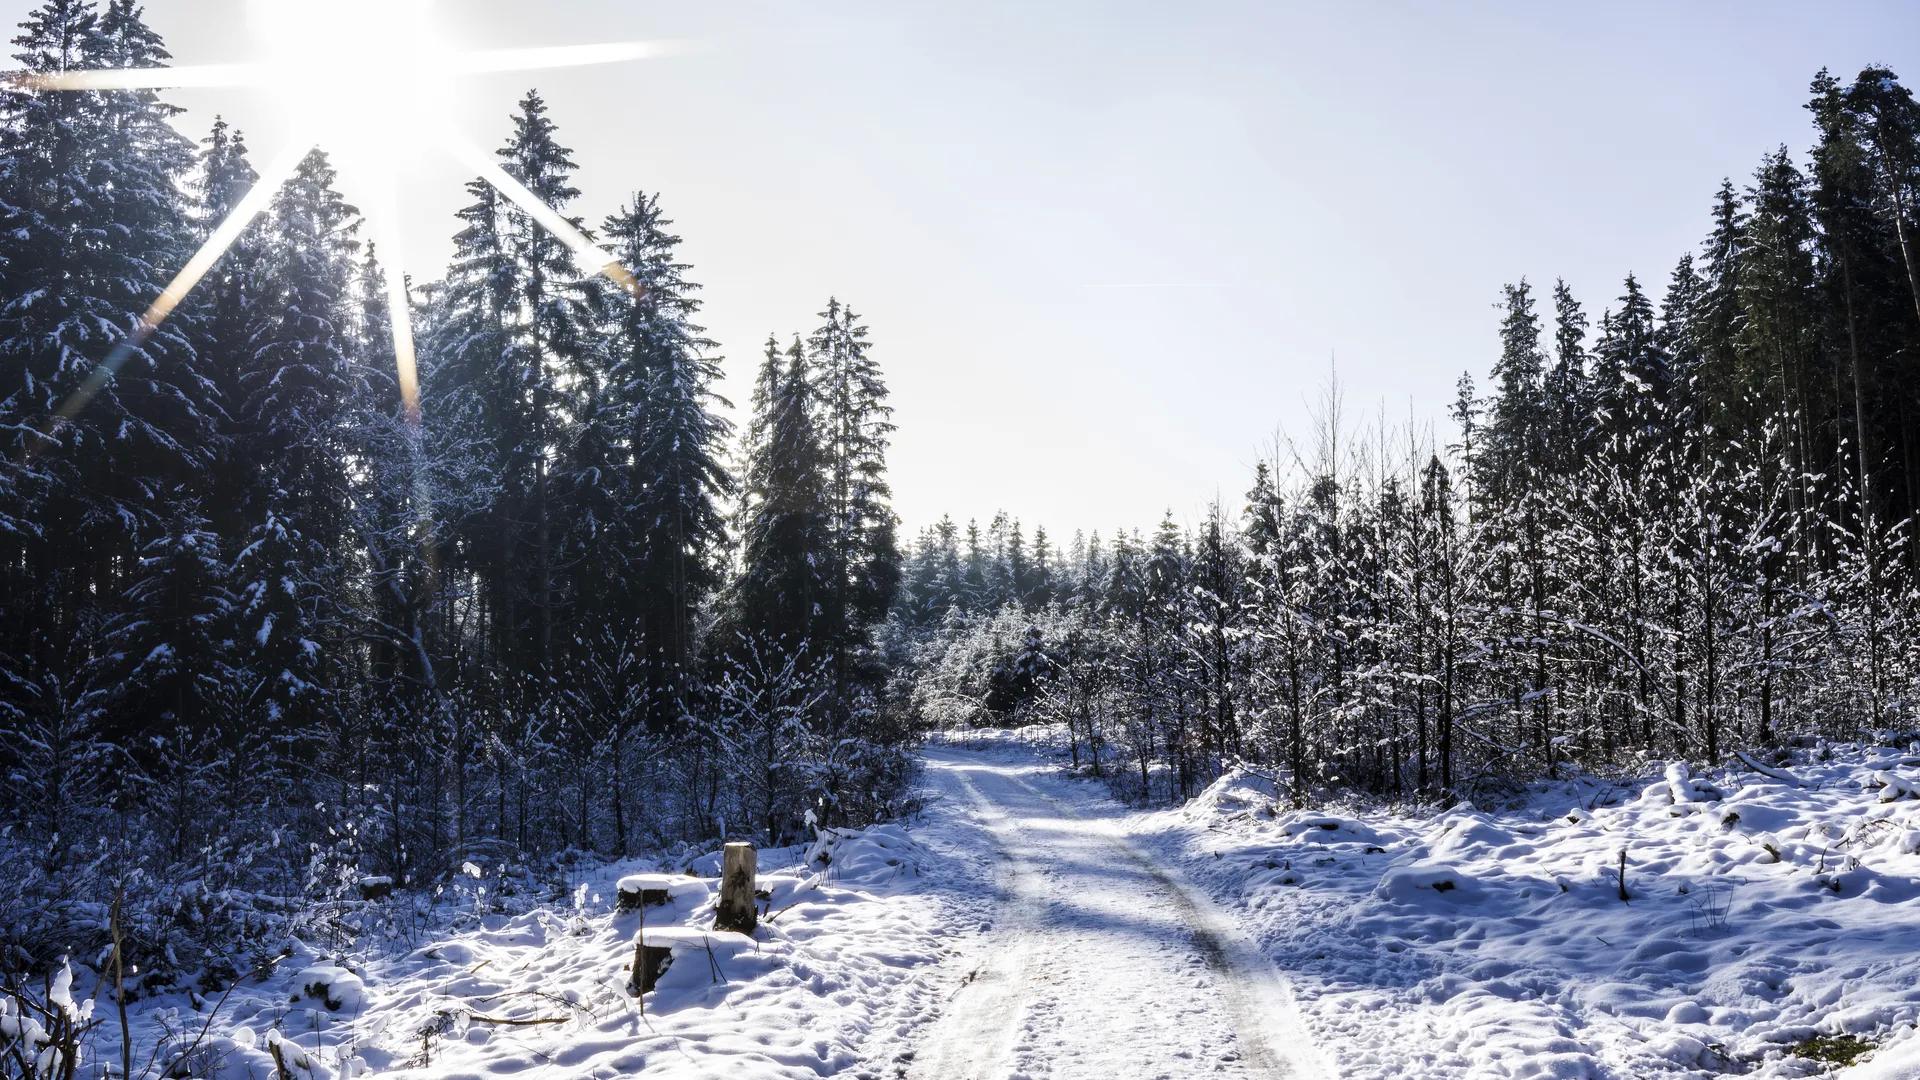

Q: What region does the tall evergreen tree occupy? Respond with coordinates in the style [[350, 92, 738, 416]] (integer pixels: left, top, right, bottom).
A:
[[809, 299, 901, 632], [0, 0, 201, 738], [235, 149, 359, 729], [734, 339, 833, 647], [438, 91, 596, 675], [598, 191, 732, 728]]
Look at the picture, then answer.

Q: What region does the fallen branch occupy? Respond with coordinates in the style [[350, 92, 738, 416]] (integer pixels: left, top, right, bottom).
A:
[[1735, 750, 1805, 787], [465, 1013, 571, 1027]]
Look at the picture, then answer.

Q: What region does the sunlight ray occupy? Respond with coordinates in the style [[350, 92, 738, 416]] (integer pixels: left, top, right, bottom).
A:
[[443, 134, 642, 296], [51, 141, 309, 427], [135, 142, 309, 344], [15, 62, 267, 92], [454, 39, 690, 75], [363, 179, 424, 425], [385, 268, 423, 425]]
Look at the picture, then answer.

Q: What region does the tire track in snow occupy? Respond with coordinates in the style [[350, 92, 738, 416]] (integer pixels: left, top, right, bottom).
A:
[[901, 761, 1048, 1080], [905, 748, 1331, 1080]]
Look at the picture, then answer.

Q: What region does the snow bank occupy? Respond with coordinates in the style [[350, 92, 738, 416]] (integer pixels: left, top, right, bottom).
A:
[[1156, 747, 1920, 1078]]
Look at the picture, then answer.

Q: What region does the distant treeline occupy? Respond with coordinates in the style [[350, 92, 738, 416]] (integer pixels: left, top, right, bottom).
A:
[[895, 65, 1920, 806]]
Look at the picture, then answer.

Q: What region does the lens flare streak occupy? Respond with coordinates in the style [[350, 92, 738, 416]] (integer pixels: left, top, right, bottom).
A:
[[16, 62, 265, 91], [51, 141, 309, 426], [443, 134, 639, 295], [455, 40, 689, 75]]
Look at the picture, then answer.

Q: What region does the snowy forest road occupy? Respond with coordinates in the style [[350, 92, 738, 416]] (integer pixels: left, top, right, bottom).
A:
[[902, 747, 1328, 1080]]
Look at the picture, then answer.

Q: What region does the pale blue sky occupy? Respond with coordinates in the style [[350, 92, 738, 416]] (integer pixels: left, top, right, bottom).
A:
[[11, 1, 1919, 532]]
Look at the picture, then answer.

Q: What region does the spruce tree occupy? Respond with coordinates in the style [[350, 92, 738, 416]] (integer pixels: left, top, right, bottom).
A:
[[235, 149, 359, 729], [809, 299, 900, 631], [734, 339, 833, 648], [1546, 279, 1590, 472], [93, 501, 239, 744], [598, 192, 732, 728], [187, 117, 265, 545], [438, 92, 597, 675], [0, 0, 201, 738], [1696, 179, 1749, 433]]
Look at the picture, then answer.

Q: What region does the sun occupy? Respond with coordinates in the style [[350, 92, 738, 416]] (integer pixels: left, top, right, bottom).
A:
[[249, 0, 454, 173], [20, 0, 666, 429]]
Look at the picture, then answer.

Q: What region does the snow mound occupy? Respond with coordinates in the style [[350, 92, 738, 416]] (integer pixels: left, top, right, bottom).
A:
[[803, 822, 927, 885], [1279, 812, 1386, 847], [1870, 770, 1919, 802], [1180, 767, 1282, 822], [1376, 862, 1485, 903], [295, 965, 367, 1012]]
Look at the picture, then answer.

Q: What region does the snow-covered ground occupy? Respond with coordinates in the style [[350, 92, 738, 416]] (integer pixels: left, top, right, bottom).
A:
[[1140, 743, 1920, 1079], [45, 826, 956, 1079], [31, 734, 1920, 1078]]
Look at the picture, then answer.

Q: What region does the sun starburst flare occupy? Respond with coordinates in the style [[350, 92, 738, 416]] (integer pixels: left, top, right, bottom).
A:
[[17, 0, 668, 431]]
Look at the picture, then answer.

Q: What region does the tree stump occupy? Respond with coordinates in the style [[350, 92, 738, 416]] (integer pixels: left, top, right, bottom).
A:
[[616, 874, 709, 913], [714, 842, 757, 933], [628, 933, 673, 995], [619, 886, 668, 911]]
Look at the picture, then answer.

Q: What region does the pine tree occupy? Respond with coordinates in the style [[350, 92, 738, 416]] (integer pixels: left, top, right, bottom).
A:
[[734, 339, 833, 647], [1029, 524, 1055, 607], [438, 91, 597, 675], [0, 0, 202, 743], [598, 191, 732, 728], [1659, 254, 1707, 434], [235, 149, 359, 729], [1696, 179, 1749, 433], [1545, 278, 1590, 471], [1484, 280, 1546, 506], [93, 501, 239, 743], [809, 299, 901, 632], [1740, 148, 1824, 557], [187, 117, 264, 544]]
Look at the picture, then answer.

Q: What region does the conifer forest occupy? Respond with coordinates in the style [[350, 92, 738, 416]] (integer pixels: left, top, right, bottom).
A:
[[3, 4, 1920, 1078]]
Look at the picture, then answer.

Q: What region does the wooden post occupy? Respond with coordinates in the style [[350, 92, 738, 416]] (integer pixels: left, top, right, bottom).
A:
[[714, 841, 758, 933]]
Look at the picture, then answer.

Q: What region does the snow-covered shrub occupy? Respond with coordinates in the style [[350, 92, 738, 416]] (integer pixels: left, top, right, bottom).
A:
[[0, 959, 96, 1079]]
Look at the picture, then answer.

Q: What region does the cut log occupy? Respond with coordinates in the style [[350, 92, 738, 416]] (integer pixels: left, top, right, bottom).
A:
[[714, 842, 758, 933]]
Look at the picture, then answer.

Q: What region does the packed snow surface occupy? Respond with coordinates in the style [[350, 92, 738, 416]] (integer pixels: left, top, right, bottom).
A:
[[907, 745, 1324, 1079]]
